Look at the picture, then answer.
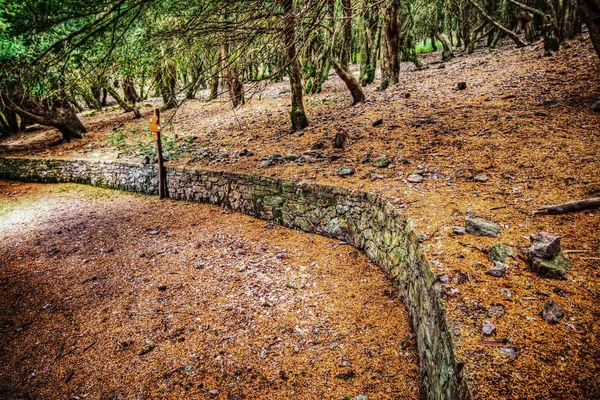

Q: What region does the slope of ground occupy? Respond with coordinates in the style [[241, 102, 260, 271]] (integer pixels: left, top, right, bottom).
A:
[[0, 181, 421, 399], [1, 36, 599, 399]]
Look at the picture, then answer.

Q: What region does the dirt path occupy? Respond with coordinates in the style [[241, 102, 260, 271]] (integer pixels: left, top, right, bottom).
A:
[[0, 181, 421, 400]]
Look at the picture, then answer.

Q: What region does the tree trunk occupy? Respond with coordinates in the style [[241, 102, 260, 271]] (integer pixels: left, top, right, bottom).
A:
[[103, 84, 141, 119], [1, 90, 86, 141], [359, 3, 382, 86], [467, 0, 528, 47], [123, 75, 141, 104], [381, 1, 401, 90], [437, 33, 454, 60], [280, 0, 309, 131], [0, 109, 20, 135], [221, 43, 245, 108], [332, 60, 366, 105], [155, 61, 177, 110], [578, 0, 600, 58], [333, 0, 366, 104], [208, 48, 221, 101]]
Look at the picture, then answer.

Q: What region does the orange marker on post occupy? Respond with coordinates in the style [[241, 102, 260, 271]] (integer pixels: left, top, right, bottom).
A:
[[150, 108, 168, 199]]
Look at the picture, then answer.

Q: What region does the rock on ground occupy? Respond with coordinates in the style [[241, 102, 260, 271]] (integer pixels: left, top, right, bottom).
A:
[[488, 243, 516, 263], [542, 300, 565, 324], [465, 217, 501, 237]]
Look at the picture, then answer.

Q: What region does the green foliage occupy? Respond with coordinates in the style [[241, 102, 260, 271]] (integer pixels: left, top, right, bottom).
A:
[[415, 39, 441, 54]]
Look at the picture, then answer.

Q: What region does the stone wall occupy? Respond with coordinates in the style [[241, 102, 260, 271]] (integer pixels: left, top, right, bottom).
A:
[[0, 157, 469, 400]]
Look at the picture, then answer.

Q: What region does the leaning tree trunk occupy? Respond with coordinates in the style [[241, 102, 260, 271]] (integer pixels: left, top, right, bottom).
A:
[[333, 0, 366, 104], [1, 91, 86, 140], [103, 84, 141, 119], [467, 0, 528, 47], [280, 0, 309, 131], [437, 33, 454, 61], [381, 0, 401, 90], [578, 0, 600, 57], [221, 43, 245, 108]]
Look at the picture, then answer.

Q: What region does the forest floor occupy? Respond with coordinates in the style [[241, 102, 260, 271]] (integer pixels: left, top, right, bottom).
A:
[[1, 36, 599, 399], [0, 181, 421, 399]]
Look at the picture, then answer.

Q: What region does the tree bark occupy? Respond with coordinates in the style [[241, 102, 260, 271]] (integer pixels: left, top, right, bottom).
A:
[[280, 0, 309, 131], [103, 84, 141, 119], [221, 43, 245, 108], [155, 61, 177, 110], [1, 91, 86, 140], [333, 0, 366, 104], [467, 0, 528, 47], [208, 47, 221, 101], [381, 1, 401, 90], [359, 2, 382, 86], [578, 0, 600, 58]]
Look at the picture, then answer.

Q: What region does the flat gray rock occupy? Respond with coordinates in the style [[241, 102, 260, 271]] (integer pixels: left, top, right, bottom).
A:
[[465, 217, 501, 237], [336, 166, 355, 177]]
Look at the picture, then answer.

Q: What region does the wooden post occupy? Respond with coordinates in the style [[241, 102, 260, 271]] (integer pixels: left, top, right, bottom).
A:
[[150, 108, 168, 199]]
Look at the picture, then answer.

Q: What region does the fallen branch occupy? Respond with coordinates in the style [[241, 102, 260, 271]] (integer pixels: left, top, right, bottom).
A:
[[533, 198, 600, 215]]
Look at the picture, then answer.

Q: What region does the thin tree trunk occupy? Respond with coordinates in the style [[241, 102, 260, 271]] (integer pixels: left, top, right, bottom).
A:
[[221, 43, 245, 108], [467, 0, 528, 47], [359, 3, 382, 86], [103, 84, 141, 119], [280, 0, 309, 130]]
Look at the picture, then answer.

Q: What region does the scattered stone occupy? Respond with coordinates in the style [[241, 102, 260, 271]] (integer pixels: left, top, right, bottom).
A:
[[407, 173, 424, 183], [157, 283, 167, 291], [528, 232, 571, 278], [591, 99, 600, 112], [465, 217, 501, 237], [238, 148, 253, 157], [370, 173, 387, 181], [528, 232, 561, 259], [372, 118, 383, 127], [529, 253, 572, 279], [481, 320, 496, 335], [140, 155, 151, 165], [283, 154, 300, 161], [452, 226, 466, 235], [488, 304, 505, 319], [372, 155, 391, 168], [311, 141, 326, 150], [209, 389, 219, 396], [91, 275, 98, 281], [148, 230, 160, 235], [457, 82, 467, 90], [259, 159, 274, 168], [488, 243, 517, 263], [485, 262, 508, 277], [542, 300, 565, 324], [499, 288, 512, 298], [553, 287, 567, 297], [333, 131, 347, 148], [473, 173, 488, 182], [336, 166, 355, 177]]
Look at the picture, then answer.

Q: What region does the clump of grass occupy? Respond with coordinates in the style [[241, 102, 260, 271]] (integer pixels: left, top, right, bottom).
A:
[[415, 38, 441, 54]]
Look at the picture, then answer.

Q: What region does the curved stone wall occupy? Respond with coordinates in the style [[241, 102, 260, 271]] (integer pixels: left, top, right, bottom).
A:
[[0, 157, 469, 400]]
